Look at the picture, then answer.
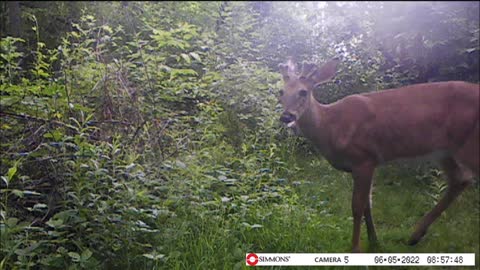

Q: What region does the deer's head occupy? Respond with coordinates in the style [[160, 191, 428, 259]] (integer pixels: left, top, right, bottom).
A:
[[278, 59, 339, 129]]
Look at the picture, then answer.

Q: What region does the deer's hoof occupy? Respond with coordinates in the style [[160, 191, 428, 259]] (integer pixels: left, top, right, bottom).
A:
[[352, 246, 361, 253], [407, 238, 420, 246], [408, 230, 426, 246]]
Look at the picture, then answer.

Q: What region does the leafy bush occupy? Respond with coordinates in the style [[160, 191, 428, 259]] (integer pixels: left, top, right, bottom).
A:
[[1, 2, 478, 269]]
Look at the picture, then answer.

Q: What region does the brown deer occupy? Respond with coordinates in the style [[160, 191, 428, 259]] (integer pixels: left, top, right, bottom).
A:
[[278, 59, 479, 253]]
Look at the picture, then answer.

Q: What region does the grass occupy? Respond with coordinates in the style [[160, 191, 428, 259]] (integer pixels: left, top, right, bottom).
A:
[[248, 155, 479, 269], [6, 138, 472, 269], [158, 151, 479, 270]]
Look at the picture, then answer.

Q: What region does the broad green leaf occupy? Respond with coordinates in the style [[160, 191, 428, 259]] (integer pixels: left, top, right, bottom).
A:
[[175, 160, 187, 169], [142, 253, 165, 260], [6, 217, 19, 227], [11, 189, 24, 198], [180, 53, 191, 64], [81, 249, 93, 261], [102, 25, 113, 34], [7, 165, 17, 181], [68, 252, 81, 262], [15, 242, 41, 256], [33, 203, 48, 210], [189, 52, 201, 62], [46, 218, 64, 228], [0, 96, 20, 107], [171, 68, 197, 78]]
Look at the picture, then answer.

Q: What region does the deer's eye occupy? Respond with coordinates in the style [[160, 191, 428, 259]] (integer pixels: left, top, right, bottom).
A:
[[299, 89, 308, 97]]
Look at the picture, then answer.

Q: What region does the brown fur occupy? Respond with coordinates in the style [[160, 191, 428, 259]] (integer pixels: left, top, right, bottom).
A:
[[279, 60, 479, 252]]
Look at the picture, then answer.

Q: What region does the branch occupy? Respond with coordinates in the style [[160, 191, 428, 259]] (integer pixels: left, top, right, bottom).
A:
[[0, 111, 77, 130], [1, 111, 132, 128]]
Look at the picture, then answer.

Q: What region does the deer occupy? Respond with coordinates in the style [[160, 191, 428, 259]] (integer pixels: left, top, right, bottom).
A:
[[277, 58, 479, 253]]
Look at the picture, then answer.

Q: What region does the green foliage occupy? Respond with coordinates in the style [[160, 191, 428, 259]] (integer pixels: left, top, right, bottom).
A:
[[0, 1, 479, 269], [0, 37, 25, 84]]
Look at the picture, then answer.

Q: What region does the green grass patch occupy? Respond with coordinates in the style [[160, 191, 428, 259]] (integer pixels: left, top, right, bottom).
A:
[[152, 151, 479, 269]]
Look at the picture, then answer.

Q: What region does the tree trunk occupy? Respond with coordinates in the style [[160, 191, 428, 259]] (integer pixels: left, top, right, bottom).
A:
[[6, 1, 21, 37]]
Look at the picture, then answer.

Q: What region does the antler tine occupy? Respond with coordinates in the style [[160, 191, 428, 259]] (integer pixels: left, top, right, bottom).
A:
[[279, 57, 298, 80], [287, 57, 296, 74]]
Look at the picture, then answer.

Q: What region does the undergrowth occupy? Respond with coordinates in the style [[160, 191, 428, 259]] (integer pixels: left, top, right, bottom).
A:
[[1, 4, 479, 270]]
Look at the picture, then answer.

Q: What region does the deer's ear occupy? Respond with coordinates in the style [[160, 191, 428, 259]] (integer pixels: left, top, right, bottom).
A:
[[309, 59, 339, 86]]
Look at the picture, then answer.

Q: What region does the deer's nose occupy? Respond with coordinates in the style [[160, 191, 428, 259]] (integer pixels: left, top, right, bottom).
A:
[[280, 112, 296, 124]]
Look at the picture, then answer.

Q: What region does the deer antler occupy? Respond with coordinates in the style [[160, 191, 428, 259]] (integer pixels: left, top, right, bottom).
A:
[[279, 57, 298, 81]]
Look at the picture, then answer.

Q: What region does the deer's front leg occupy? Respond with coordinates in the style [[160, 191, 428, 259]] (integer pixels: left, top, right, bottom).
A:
[[351, 163, 375, 253], [364, 187, 377, 244]]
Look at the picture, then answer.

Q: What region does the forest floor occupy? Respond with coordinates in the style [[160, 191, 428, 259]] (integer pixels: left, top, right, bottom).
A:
[[161, 150, 479, 269]]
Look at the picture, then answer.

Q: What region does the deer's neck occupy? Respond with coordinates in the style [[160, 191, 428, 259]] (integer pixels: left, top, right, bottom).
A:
[[296, 93, 355, 172], [297, 93, 330, 149]]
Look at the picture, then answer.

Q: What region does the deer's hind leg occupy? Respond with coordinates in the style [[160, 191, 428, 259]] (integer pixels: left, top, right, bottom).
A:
[[408, 156, 473, 246], [453, 122, 479, 175]]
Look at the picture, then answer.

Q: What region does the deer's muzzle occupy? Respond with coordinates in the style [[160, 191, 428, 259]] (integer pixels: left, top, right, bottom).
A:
[[280, 112, 296, 126]]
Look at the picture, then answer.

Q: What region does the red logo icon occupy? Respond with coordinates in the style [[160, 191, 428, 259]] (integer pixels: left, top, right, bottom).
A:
[[246, 253, 259, 266]]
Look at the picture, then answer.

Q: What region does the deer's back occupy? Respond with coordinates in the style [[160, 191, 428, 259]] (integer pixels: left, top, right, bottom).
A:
[[328, 81, 479, 163]]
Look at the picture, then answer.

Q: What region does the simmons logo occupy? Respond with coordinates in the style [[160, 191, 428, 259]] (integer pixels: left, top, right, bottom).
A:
[[246, 253, 259, 266], [246, 253, 291, 266]]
